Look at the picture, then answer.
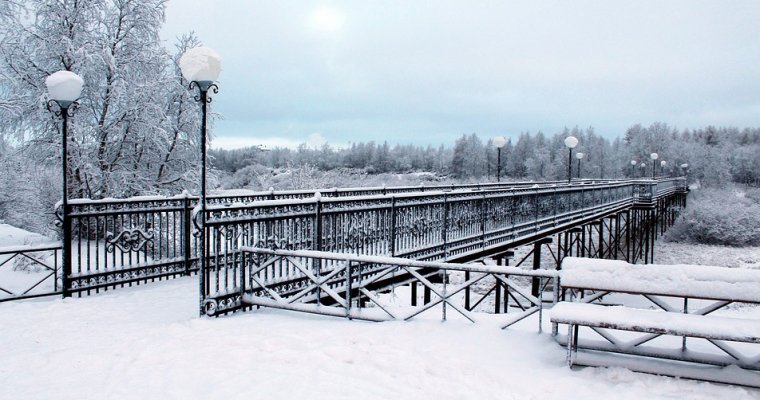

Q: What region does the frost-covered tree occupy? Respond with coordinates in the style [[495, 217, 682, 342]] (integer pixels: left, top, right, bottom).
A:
[[451, 133, 486, 178], [525, 132, 552, 180], [0, 0, 203, 199]]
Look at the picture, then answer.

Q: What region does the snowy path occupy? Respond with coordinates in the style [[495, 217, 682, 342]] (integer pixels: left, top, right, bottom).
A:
[[1, 278, 759, 400]]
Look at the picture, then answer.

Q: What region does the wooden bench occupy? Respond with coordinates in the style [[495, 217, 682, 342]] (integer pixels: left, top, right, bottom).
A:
[[550, 257, 760, 387]]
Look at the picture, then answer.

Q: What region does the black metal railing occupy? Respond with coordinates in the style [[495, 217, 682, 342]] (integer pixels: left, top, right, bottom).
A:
[[201, 180, 646, 260], [0, 243, 61, 302], [0, 178, 684, 301], [202, 247, 559, 331], [63, 194, 198, 295], [198, 179, 687, 310]]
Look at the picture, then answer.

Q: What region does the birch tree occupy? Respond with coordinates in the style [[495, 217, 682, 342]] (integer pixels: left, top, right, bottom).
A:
[[0, 0, 203, 199]]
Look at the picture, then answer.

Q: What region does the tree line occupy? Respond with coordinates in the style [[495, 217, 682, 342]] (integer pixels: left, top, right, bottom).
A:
[[211, 124, 760, 187]]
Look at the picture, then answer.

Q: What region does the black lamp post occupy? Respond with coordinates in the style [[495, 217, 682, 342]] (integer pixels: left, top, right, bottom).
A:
[[493, 136, 507, 182], [564, 136, 579, 182], [660, 160, 667, 177], [630, 160, 637, 178], [180, 47, 221, 315], [576, 152, 584, 179], [650, 152, 659, 179], [45, 70, 84, 298]]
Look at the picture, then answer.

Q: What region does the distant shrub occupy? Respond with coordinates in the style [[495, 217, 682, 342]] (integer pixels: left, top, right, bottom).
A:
[[665, 188, 760, 247], [744, 187, 760, 204]]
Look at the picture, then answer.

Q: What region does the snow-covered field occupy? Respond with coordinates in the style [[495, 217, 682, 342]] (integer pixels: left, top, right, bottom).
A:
[[657, 242, 760, 269], [2, 224, 760, 399], [1, 279, 759, 399]]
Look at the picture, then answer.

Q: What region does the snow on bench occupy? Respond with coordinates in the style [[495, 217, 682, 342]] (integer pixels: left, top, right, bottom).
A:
[[560, 257, 760, 303], [551, 302, 760, 344], [553, 257, 760, 387]]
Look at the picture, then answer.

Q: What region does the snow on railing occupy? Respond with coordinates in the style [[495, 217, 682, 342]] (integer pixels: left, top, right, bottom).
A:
[[201, 246, 559, 331]]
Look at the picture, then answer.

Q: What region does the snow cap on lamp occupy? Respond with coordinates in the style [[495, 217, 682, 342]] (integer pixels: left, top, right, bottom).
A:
[[650, 152, 659, 160], [576, 152, 584, 159], [564, 136, 578, 149], [179, 47, 222, 85], [46, 71, 84, 108], [493, 136, 507, 148], [631, 160, 637, 165]]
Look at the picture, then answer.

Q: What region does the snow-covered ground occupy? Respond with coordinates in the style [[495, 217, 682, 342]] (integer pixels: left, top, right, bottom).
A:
[[1, 277, 758, 400], [2, 224, 760, 399], [657, 242, 760, 269], [0, 223, 52, 247]]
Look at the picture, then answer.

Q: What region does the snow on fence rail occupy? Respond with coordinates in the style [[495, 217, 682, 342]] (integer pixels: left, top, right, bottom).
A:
[[201, 247, 559, 330], [199, 179, 642, 267]]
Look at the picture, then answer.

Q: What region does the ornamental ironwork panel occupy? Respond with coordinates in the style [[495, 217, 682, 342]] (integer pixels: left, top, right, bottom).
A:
[[105, 228, 154, 253]]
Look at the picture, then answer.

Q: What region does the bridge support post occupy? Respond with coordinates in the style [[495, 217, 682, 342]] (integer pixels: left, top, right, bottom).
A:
[[644, 209, 651, 264], [411, 282, 417, 306], [490, 251, 514, 313], [568, 227, 582, 260], [614, 213, 622, 260], [464, 270, 470, 310], [495, 257, 503, 313], [532, 238, 552, 298], [624, 211, 630, 262], [580, 225, 587, 257], [630, 208, 639, 263], [502, 251, 514, 312], [598, 220, 604, 259]]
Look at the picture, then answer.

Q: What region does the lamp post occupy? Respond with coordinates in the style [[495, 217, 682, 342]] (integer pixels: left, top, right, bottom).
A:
[[630, 160, 637, 178], [564, 136, 579, 182], [680, 163, 689, 177], [576, 152, 584, 179], [45, 70, 84, 298], [493, 136, 507, 182], [180, 47, 221, 315], [650, 153, 659, 179], [660, 160, 667, 177]]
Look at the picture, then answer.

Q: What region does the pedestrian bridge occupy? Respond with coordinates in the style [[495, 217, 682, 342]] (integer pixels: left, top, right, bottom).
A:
[[195, 178, 686, 318], [1, 178, 687, 322]]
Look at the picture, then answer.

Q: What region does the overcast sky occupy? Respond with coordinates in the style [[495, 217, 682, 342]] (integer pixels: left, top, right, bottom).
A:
[[161, 1, 760, 149]]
